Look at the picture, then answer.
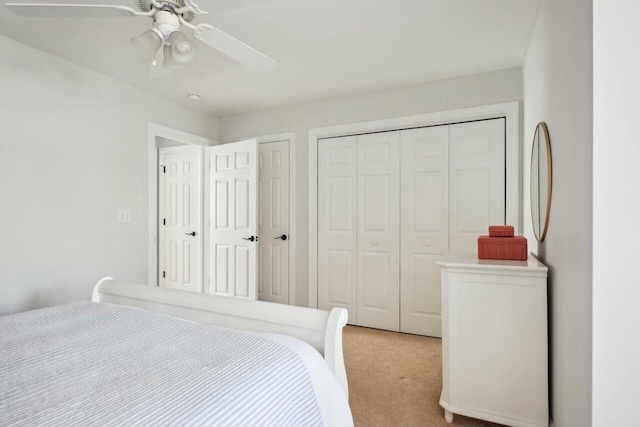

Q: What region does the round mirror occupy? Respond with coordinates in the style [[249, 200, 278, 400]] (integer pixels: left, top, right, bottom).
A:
[[530, 122, 552, 242]]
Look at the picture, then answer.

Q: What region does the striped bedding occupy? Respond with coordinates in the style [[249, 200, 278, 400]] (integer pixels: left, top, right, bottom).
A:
[[0, 302, 353, 427]]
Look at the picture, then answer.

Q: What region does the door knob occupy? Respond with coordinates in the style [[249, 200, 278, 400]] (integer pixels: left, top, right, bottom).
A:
[[185, 231, 196, 237], [274, 234, 288, 241], [242, 236, 256, 242]]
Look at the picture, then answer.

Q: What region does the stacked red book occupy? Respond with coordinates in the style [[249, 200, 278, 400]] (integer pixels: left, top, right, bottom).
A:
[[478, 225, 528, 261]]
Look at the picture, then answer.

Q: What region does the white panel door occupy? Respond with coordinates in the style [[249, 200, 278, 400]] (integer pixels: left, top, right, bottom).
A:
[[159, 145, 203, 293], [356, 132, 400, 331], [317, 136, 358, 323], [258, 140, 290, 304], [450, 119, 506, 256], [400, 125, 449, 336], [209, 139, 258, 300]]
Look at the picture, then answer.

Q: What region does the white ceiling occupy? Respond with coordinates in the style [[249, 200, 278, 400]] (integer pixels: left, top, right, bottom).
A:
[[0, 0, 540, 117]]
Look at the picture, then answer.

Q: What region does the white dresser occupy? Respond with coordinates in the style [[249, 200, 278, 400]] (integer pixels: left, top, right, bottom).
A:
[[437, 257, 548, 427]]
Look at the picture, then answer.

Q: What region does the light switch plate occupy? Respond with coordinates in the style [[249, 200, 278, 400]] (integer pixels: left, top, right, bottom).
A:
[[117, 210, 132, 223]]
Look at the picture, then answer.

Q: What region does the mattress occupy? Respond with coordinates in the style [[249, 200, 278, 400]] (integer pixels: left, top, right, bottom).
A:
[[0, 301, 353, 427]]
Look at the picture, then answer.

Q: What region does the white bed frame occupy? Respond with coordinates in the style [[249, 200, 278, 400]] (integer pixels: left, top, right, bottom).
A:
[[92, 277, 349, 397]]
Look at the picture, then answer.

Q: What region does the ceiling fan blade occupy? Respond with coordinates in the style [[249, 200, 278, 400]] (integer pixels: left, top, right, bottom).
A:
[[196, 25, 276, 73], [203, 0, 280, 15], [5, 3, 142, 18]]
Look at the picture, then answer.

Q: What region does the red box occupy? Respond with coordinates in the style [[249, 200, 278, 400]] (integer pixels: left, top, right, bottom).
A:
[[478, 236, 528, 261], [488, 225, 515, 238]]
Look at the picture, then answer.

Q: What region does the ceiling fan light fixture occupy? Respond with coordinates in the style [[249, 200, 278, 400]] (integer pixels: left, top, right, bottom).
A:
[[163, 45, 187, 70], [169, 30, 197, 63], [6, 1, 277, 73], [131, 28, 163, 62]]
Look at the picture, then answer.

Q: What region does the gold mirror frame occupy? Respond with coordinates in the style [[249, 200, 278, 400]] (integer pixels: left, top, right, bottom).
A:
[[530, 122, 552, 242]]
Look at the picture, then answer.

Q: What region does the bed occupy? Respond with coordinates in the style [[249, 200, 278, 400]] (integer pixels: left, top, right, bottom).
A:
[[0, 277, 353, 427]]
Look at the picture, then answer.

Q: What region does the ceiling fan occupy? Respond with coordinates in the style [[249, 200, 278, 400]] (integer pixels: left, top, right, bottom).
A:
[[4, 0, 277, 72]]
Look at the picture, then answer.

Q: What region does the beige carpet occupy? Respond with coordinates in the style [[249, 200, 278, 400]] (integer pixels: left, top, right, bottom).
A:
[[343, 325, 503, 427]]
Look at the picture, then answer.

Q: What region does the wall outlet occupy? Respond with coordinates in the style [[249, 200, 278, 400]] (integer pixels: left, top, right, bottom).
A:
[[117, 210, 132, 223]]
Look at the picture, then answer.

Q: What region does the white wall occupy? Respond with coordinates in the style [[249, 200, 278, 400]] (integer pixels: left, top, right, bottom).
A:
[[522, 0, 592, 425], [592, 1, 640, 425], [0, 35, 218, 315], [219, 68, 522, 305]]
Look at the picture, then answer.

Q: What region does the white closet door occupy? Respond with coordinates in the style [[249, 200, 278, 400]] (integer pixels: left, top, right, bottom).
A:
[[356, 132, 400, 331], [317, 136, 358, 323], [400, 126, 449, 336], [258, 140, 290, 305], [159, 146, 203, 293], [450, 119, 506, 256], [209, 139, 258, 300]]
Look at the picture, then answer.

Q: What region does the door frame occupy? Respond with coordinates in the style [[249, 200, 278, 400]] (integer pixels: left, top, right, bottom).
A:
[[254, 133, 297, 306], [147, 123, 216, 287], [307, 101, 521, 308]]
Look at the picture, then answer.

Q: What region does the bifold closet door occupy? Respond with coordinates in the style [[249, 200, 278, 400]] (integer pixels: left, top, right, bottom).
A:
[[356, 132, 400, 331], [317, 119, 505, 335], [449, 119, 506, 256], [317, 136, 358, 323], [400, 119, 505, 337], [400, 126, 450, 336]]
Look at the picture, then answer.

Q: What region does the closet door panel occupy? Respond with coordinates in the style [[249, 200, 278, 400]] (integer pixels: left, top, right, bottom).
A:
[[318, 136, 358, 323], [356, 132, 400, 331], [450, 119, 506, 256], [400, 126, 450, 336]]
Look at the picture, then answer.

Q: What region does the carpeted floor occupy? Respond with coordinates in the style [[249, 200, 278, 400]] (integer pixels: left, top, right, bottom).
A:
[[343, 325, 503, 427]]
